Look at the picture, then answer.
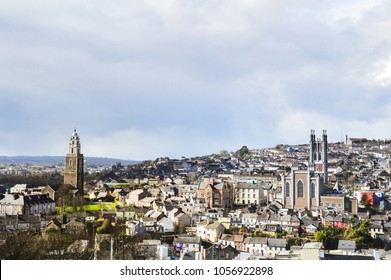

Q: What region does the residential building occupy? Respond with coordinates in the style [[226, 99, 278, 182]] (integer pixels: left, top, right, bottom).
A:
[[126, 189, 149, 205], [196, 179, 233, 208], [174, 235, 201, 253], [234, 182, 265, 205], [0, 193, 55, 216]]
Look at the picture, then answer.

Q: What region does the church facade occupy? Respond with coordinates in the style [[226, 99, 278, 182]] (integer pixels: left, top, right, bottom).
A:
[[281, 130, 328, 210]]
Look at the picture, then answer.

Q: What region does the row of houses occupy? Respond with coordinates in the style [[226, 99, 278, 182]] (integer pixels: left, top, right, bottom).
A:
[[0, 193, 55, 216]]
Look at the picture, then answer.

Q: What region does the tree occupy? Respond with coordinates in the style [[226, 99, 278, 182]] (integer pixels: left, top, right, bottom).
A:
[[344, 220, 372, 249], [235, 146, 250, 159], [219, 150, 230, 156], [315, 226, 343, 250], [0, 230, 41, 259], [39, 231, 92, 260], [57, 184, 85, 212], [96, 219, 114, 234]]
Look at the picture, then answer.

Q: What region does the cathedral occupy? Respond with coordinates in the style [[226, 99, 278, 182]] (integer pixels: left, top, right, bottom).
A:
[[281, 130, 328, 210], [64, 129, 84, 195]]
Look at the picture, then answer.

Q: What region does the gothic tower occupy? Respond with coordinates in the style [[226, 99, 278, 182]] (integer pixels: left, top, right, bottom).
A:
[[309, 129, 328, 184], [64, 129, 84, 195]]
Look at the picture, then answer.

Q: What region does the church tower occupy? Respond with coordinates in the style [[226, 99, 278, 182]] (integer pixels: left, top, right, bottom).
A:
[[309, 129, 328, 183], [281, 129, 329, 210], [64, 129, 84, 195]]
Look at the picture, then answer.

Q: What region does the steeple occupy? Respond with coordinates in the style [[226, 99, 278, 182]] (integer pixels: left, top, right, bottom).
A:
[[69, 129, 81, 154], [309, 129, 328, 184]]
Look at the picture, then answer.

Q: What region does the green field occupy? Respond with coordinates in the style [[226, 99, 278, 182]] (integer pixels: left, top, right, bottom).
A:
[[56, 202, 117, 213]]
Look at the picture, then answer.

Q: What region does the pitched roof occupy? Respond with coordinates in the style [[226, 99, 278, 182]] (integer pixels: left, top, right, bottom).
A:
[[174, 236, 201, 244], [302, 242, 322, 249], [338, 240, 356, 250], [267, 238, 287, 248], [243, 237, 267, 245], [206, 222, 223, 229]]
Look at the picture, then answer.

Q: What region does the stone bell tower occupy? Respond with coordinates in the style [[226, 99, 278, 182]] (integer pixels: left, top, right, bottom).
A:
[[64, 129, 84, 195], [309, 129, 328, 184]]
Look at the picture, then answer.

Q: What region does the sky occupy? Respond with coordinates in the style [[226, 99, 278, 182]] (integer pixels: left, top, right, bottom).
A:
[[1, 0, 391, 161]]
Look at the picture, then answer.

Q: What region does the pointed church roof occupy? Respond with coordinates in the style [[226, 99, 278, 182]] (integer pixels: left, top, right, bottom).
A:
[[333, 181, 341, 191]]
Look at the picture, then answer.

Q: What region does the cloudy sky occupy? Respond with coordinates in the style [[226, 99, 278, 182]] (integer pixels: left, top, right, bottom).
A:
[[1, 0, 391, 160]]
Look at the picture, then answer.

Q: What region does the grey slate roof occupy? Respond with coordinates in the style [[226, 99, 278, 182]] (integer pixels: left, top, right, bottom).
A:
[[338, 240, 356, 251], [267, 238, 287, 248]]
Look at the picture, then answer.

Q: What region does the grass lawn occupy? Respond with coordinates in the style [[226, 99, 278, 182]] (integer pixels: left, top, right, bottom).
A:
[[56, 202, 117, 213], [83, 203, 116, 211]]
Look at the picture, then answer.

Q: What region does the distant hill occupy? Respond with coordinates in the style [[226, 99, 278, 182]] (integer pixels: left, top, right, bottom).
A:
[[0, 156, 139, 167]]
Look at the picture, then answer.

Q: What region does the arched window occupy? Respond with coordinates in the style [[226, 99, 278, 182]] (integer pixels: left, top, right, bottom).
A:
[[285, 182, 290, 197], [297, 180, 304, 198], [310, 182, 316, 198], [214, 192, 220, 205]]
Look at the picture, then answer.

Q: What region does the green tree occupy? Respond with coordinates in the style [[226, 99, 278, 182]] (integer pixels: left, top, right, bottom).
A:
[[96, 219, 114, 234], [235, 146, 250, 159], [315, 226, 343, 250]]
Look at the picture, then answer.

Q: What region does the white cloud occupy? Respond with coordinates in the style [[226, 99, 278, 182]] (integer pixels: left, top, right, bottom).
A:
[[373, 56, 391, 87], [1, 1, 391, 159]]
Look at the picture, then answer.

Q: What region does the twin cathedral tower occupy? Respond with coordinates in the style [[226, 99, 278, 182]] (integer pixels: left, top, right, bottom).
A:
[[281, 130, 329, 210]]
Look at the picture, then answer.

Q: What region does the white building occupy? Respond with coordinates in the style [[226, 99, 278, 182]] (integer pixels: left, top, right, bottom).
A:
[[234, 182, 265, 205], [0, 193, 55, 216]]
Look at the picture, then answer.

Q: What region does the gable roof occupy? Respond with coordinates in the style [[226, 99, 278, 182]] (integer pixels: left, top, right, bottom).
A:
[[338, 240, 356, 250], [243, 237, 267, 245], [206, 222, 223, 230], [267, 238, 287, 248], [174, 235, 201, 244]]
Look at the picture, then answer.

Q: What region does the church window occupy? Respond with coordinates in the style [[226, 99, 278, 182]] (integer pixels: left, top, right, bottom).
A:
[[310, 182, 316, 198], [285, 182, 290, 197], [297, 180, 304, 198]]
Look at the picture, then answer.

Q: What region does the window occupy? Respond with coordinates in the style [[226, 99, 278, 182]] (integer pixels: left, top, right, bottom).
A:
[[297, 180, 304, 198], [285, 182, 290, 197], [310, 182, 316, 198]]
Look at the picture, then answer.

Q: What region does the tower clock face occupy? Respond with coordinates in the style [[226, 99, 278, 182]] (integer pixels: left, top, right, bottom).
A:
[[68, 165, 75, 172]]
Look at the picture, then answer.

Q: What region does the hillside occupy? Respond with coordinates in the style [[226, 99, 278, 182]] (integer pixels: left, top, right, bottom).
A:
[[0, 156, 139, 167]]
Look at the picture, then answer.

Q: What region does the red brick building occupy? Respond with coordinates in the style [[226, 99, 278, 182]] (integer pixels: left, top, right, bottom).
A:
[[196, 179, 233, 208]]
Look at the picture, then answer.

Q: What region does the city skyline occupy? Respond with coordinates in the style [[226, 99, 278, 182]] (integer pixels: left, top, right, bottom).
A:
[[1, 1, 391, 160]]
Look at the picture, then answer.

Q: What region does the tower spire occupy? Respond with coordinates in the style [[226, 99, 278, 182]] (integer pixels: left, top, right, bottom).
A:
[[69, 129, 81, 154]]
